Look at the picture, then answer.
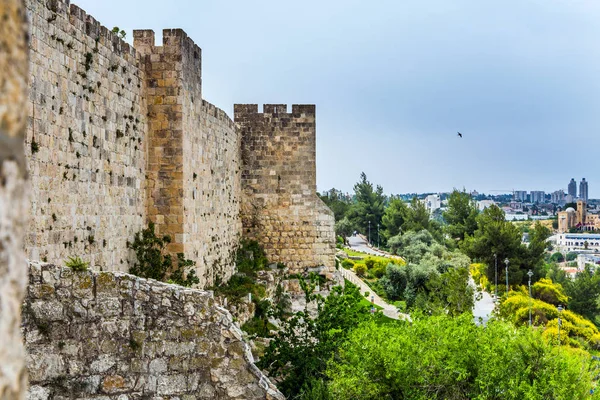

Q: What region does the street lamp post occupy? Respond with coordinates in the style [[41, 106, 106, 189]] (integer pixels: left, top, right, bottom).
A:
[[527, 269, 534, 327], [504, 258, 510, 293], [368, 221, 371, 245], [494, 253, 498, 300], [557, 304, 564, 344], [377, 223, 380, 248]]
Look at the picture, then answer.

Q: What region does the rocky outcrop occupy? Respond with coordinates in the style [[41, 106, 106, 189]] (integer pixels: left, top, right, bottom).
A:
[[23, 262, 284, 400]]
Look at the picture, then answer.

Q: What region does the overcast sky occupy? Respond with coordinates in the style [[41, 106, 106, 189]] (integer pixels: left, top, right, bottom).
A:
[[75, 0, 600, 198]]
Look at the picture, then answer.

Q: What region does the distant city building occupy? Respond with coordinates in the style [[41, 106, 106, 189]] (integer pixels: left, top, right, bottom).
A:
[[551, 190, 565, 204], [514, 190, 527, 202], [424, 194, 441, 213], [580, 178, 589, 202], [509, 201, 523, 210], [477, 200, 496, 211], [565, 194, 575, 204], [568, 178, 577, 198], [530, 191, 545, 204], [505, 213, 529, 221], [558, 200, 600, 233], [557, 233, 600, 252]]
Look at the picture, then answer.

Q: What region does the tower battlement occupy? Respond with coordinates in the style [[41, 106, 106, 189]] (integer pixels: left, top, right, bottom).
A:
[[234, 104, 316, 118]]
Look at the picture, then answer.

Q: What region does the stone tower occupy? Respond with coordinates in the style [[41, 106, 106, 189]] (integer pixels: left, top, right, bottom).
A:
[[235, 104, 335, 277]]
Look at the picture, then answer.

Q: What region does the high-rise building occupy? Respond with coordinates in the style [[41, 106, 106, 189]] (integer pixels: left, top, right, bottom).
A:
[[530, 191, 545, 204], [568, 178, 577, 197], [514, 190, 527, 202], [580, 178, 589, 202], [551, 190, 565, 204]]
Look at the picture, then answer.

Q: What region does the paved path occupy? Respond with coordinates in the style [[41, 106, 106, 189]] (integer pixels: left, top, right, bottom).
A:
[[339, 266, 410, 321], [471, 278, 495, 325], [346, 235, 405, 263]]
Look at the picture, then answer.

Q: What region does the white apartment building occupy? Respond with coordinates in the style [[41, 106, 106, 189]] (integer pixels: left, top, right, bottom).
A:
[[557, 233, 600, 252]]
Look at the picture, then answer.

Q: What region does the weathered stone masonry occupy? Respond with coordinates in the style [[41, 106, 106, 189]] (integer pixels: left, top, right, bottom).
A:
[[0, 0, 30, 398], [23, 262, 284, 400], [235, 104, 336, 276], [23, 0, 334, 281]]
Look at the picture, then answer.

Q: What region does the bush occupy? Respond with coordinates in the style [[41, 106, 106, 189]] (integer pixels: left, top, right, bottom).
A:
[[129, 222, 197, 287], [566, 252, 577, 262], [327, 315, 595, 399], [65, 256, 88, 272], [341, 259, 354, 269], [236, 239, 268, 274], [353, 263, 367, 277], [129, 222, 171, 281], [365, 257, 376, 270], [371, 263, 386, 278], [550, 252, 565, 263]]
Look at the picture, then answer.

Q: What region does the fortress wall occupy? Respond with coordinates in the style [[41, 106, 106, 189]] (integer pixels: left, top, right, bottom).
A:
[[23, 262, 284, 399], [0, 0, 30, 397], [25, 0, 147, 271], [135, 30, 242, 287], [183, 101, 241, 287], [235, 104, 335, 275]]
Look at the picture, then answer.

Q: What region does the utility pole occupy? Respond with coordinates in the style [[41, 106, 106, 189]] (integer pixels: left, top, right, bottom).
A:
[[368, 220, 371, 245], [504, 258, 509, 293], [377, 223, 380, 248], [527, 269, 534, 327], [557, 304, 563, 344], [494, 253, 498, 300]]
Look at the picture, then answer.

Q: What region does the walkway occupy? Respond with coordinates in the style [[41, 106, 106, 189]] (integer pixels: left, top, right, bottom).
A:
[[346, 235, 405, 263], [339, 266, 410, 321], [471, 278, 496, 325]]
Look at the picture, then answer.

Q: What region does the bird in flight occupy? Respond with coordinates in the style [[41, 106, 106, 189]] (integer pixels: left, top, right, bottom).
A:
[[457, 132, 463, 138]]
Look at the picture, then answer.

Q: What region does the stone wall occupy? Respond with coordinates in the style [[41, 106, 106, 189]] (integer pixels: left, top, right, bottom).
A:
[[25, 0, 147, 272], [134, 29, 241, 287], [23, 0, 333, 285], [0, 0, 30, 398], [235, 104, 336, 276], [23, 262, 284, 400]]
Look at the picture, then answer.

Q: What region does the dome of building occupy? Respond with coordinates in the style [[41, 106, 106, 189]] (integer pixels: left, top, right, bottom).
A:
[[566, 207, 576, 213]]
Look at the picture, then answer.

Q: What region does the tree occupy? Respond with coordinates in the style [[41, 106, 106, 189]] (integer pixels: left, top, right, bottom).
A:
[[319, 188, 351, 222], [346, 173, 385, 236], [402, 196, 430, 233], [523, 222, 551, 279], [327, 315, 594, 399], [381, 198, 408, 242], [461, 205, 524, 285], [443, 189, 478, 242], [334, 217, 354, 243], [258, 279, 373, 398], [564, 266, 600, 326]]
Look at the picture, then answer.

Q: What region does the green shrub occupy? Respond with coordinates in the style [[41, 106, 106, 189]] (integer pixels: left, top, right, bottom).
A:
[[167, 253, 199, 287], [129, 222, 197, 287], [371, 264, 386, 278], [65, 256, 88, 272], [354, 264, 367, 277], [341, 259, 355, 269], [365, 257, 376, 270], [236, 239, 269, 274]]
